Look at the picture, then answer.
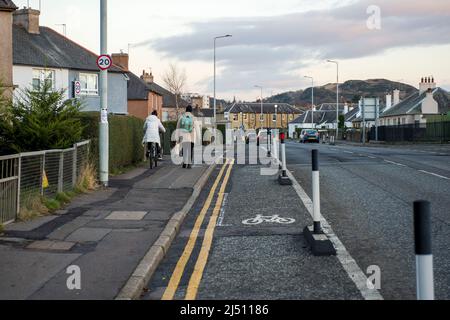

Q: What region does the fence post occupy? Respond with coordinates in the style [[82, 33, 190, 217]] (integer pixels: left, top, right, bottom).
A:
[[72, 144, 78, 187], [16, 156, 22, 217], [58, 152, 64, 193], [40, 153, 45, 196]]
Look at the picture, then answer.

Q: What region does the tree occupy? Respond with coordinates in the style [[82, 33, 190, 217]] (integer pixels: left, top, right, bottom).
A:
[[162, 63, 187, 118], [0, 83, 84, 153], [339, 115, 346, 129]]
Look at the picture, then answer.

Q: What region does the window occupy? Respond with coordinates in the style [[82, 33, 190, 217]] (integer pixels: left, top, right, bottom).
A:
[[244, 114, 248, 120], [273, 114, 277, 122], [233, 114, 239, 121], [32, 69, 55, 91], [79, 73, 99, 95], [260, 114, 264, 121]]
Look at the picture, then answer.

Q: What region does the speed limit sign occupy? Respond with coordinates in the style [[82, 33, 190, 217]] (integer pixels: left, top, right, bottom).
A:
[[97, 54, 112, 71]]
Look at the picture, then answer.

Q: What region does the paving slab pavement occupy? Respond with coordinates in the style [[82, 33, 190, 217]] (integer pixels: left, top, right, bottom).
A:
[[0, 162, 211, 300]]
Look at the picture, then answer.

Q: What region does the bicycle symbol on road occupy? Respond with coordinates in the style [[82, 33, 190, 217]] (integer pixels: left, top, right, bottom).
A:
[[242, 215, 296, 225]]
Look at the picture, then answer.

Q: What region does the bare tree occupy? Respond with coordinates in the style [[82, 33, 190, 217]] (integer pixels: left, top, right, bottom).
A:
[[162, 63, 187, 118]]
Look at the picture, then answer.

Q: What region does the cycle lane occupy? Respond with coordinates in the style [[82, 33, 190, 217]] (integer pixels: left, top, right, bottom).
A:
[[145, 162, 365, 300]]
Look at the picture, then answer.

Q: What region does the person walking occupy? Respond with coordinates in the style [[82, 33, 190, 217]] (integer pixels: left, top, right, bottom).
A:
[[143, 111, 166, 161], [177, 105, 199, 169]]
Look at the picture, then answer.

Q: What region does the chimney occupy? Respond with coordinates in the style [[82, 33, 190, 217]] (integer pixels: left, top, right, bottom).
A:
[[344, 103, 349, 114], [141, 69, 154, 84], [0, 0, 17, 98], [385, 93, 392, 110], [13, 7, 40, 34], [112, 53, 129, 71], [393, 89, 400, 106], [419, 76, 436, 94]]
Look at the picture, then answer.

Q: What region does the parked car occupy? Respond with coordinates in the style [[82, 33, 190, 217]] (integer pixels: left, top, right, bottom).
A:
[[299, 129, 320, 143], [257, 129, 270, 146]]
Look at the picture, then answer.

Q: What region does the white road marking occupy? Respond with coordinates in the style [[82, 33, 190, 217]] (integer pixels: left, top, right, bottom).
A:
[[242, 214, 296, 225], [344, 151, 354, 154], [286, 170, 384, 300], [383, 160, 406, 167], [368, 156, 377, 159], [216, 193, 231, 227], [418, 170, 450, 180]]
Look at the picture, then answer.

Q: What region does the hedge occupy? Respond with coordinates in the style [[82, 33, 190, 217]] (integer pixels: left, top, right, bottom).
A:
[[78, 112, 145, 170]]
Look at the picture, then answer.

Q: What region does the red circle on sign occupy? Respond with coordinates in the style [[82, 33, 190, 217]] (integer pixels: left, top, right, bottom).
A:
[[97, 54, 112, 71]]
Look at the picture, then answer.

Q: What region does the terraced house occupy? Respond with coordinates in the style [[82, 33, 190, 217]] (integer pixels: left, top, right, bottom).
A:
[[222, 102, 301, 131]]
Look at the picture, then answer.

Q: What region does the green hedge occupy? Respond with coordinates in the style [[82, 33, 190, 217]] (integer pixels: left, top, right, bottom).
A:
[[78, 112, 145, 170]]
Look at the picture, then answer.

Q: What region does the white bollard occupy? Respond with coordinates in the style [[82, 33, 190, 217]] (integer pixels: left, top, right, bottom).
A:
[[414, 200, 434, 300], [278, 132, 292, 185], [312, 149, 321, 234]]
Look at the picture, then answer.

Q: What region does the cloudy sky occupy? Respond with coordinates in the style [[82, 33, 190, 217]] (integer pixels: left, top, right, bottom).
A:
[[15, 0, 450, 101]]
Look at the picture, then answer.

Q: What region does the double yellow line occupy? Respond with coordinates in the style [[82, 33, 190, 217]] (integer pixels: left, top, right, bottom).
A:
[[162, 159, 235, 300]]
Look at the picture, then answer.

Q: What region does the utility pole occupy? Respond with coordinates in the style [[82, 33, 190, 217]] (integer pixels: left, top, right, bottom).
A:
[[99, 0, 109, 187]]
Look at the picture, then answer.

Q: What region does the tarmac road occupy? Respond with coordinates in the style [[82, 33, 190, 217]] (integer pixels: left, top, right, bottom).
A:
[[285, 141, 450, 300]]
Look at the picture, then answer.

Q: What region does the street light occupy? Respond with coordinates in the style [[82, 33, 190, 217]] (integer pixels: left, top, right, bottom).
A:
[[327, 60, 339, 140], [304, 76, 314, 129], [214, 34, 232, 128], [255, 85, 263, 130], [274, 104, 278, 127]]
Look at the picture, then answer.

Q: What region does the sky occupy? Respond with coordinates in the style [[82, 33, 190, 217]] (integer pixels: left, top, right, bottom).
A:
[[15, 0, 450, 101]]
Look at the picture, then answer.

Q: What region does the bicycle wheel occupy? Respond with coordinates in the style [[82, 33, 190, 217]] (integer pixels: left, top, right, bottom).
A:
[[149, 143, 154, 169]]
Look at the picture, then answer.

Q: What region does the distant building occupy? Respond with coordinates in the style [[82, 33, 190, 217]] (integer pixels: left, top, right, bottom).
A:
[[288, 103, 347, 138], [182, 93, 210, 109], [379, 78, 450, 126], [11, 8, 129, 114], [221, 102, 300, 131]]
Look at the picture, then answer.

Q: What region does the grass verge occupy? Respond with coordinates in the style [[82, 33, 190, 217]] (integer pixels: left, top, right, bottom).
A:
[[17, 162, 98, 222]]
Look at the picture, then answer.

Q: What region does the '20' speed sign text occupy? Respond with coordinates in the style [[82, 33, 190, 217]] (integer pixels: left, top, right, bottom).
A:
[[97, 54, 112, 71]]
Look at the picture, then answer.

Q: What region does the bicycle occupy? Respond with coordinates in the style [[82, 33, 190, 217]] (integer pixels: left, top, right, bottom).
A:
[[147, 142, 158, 169]]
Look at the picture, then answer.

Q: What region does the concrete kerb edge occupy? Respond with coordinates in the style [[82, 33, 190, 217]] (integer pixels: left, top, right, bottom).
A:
[[114, 162, 217, 300]]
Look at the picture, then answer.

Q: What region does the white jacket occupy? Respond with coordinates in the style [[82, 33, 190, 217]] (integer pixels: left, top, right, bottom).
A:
[[143, 115, 166, 145]]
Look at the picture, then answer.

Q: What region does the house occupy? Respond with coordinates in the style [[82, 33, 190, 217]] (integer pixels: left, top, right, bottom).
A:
[[182, 93, 210, 109], [221, 102, 300, 132], [11, 7, 129, 114], [379, 78, 450, 126], [124, 68, 164, 121], [0, 0, 17, 99], [288, 103, 347, 138], [159, 86, 189, 122], [192, 107, 215, 128]]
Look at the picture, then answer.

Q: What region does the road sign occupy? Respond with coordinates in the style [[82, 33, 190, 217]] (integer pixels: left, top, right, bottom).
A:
[[97, 54, 112, 71], [74, 81, 81, 96]]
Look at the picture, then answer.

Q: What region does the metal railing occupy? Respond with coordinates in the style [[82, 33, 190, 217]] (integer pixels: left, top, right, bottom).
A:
[[0, 140, 90, 224]]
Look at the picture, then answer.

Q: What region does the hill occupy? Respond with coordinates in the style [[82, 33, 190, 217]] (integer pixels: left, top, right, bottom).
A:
[[264, 79, 418, 109]]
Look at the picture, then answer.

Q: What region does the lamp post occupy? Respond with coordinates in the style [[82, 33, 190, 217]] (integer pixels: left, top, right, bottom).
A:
[[214, 35, 232, 129], [99, 0, 109, 187], [327, 60, 339, 140], [255, 85, 263, 130], [274, 104, 278, 128], [304, 76, 314, 129]]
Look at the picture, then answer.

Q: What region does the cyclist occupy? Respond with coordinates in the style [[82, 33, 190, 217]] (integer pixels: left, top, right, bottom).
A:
[[143, 111, 166, 161]]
